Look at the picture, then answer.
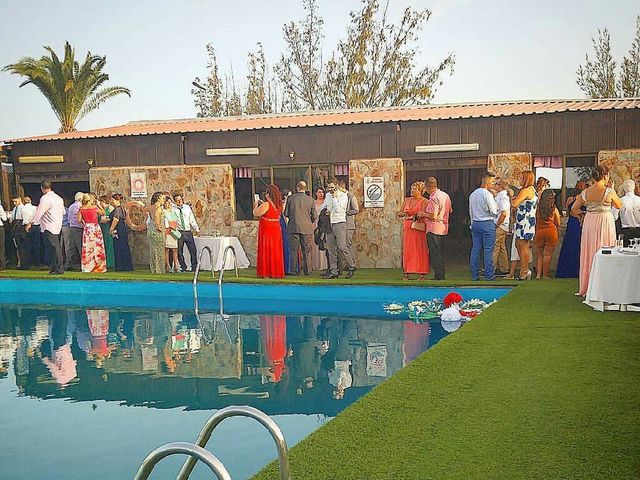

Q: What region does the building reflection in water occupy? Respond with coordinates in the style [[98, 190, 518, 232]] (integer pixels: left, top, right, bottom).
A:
[[0, 305, 451, 416]]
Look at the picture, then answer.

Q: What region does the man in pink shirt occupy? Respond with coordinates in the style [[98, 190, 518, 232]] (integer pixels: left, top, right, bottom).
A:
[[26, 180, 65, 275], [424, 177, 452, 280]]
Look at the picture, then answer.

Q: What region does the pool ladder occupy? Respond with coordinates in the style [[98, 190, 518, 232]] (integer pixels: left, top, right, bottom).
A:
[[193, 245, 239, 342], [133, 405, 290, 480]]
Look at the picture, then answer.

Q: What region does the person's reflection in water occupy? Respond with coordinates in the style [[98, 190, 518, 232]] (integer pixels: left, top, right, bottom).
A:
[[287, 316, 321, 394], [260, 315, 287, 383], [402, 321, 431, 365], [86, 309, 111, 368], [40, 310, 77, 386]]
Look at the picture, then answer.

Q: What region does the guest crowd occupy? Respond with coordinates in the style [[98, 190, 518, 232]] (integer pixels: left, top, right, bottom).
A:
[[1, 169, 638, 296], [465, 165, 640, 296]]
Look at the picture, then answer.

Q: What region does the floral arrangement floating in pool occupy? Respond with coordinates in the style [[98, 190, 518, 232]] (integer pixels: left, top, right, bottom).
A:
[[383, 291, 495, 324], [382, 302, 405, 314]]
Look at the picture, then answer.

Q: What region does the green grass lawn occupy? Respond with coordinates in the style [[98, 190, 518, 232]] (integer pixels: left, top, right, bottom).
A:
[[252, 280, 639, 480], [0, 264, 514, 288], [1, 265, 638, 479]]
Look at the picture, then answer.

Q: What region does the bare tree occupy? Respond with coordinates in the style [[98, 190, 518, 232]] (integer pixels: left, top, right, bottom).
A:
[[325, 1, 454, 108], [276, 0, 326, 110], [192, 44, 224, 117], [245, 43, 276, 114], [191, 0, 455, 115], [577, 29, 618, 98], [619, 15, 640, 97]]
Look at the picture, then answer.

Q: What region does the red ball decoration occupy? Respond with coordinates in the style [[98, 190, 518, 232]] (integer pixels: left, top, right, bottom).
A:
[[443, 291, 463, 307]]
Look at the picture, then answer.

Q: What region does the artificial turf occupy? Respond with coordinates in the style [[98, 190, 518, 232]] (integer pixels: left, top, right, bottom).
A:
[[251, 280, 640, 480]]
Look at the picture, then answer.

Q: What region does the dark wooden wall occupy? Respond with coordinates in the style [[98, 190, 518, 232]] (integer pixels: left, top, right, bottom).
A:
[[10, 109, 640, 184]]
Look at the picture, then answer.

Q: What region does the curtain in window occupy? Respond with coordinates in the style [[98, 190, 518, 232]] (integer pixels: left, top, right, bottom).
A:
[[533, 156, 562, 168]]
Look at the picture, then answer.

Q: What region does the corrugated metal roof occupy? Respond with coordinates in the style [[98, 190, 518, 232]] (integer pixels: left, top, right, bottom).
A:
[[7, 98, 640, 143]]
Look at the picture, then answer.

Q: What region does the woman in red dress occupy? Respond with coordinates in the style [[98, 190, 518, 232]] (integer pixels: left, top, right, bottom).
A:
[[254, 184, 285, 278], [398, 182, 429, 280], [260, 315, 287, 382]]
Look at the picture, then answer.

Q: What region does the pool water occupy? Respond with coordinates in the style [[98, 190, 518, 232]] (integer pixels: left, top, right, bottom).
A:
[[0, 284, 508, 479]]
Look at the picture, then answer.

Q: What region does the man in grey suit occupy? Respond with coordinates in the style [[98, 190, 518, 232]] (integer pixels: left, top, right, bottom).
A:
[[284, 180, 317, 275], [340, 179, 359, 267]]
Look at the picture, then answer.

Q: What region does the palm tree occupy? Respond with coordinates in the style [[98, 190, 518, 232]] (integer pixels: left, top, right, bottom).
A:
[[3, 41, 131, 133]]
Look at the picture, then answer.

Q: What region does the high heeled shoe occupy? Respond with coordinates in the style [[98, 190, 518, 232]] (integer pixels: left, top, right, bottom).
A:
[[517, 270, 532, 281]]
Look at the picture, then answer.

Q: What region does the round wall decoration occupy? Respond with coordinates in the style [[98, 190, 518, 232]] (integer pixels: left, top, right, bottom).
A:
[[124, 201, 147, 232]]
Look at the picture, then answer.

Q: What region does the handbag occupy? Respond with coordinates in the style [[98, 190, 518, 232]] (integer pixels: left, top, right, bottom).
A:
[[170, 229, 182, 240], [410, 220, 426, 231]]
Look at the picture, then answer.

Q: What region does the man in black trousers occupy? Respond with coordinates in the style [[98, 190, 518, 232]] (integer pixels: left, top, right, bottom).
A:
[[284, 180, 317, 275]]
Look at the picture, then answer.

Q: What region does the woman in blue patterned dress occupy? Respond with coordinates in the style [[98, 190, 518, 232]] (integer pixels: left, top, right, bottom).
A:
[[511, 171, 537, 280]]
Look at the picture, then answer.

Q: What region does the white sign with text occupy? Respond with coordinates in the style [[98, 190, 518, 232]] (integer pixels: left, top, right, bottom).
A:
[[364, 176, 384, 208]]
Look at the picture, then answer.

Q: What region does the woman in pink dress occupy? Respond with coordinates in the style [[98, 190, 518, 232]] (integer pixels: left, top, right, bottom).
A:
[[312, 188, 328, 271], [398, 182, 429, 280], [571, 165, 621, 296], [77, 194, 107, 273]]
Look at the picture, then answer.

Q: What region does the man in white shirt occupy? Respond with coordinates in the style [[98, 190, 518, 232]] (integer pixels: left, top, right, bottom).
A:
[[492, 180, 511, 275], [615, 179, 640, 246], [173, 194, 200, 272], [26, 181, 66, 275], [468, 175, 499, 280], [10, 196, 30, 269], [21, 196, 42, 267], [323, 179, 356, 279]]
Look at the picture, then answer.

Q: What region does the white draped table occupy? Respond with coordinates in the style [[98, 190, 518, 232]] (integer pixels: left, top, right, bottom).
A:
[[183, 236, 251, 271], [584, 250, 640, 311]]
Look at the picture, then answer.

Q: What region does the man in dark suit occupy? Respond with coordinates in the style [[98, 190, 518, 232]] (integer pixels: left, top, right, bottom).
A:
[[284, 180, 317, 275]]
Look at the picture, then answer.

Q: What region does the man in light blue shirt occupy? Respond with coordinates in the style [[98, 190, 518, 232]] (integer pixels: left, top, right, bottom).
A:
[[468, 175, 499, 280]]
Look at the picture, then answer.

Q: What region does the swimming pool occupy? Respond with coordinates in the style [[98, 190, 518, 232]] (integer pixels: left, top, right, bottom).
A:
[[0, 282, 509, 479]]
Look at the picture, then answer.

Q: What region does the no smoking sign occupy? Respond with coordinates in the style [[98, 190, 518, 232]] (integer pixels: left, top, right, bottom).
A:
[[364, 176, 385, 208]]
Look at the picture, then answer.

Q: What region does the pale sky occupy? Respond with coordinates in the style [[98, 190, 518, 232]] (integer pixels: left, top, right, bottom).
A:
[[0, 0, 638, 140]]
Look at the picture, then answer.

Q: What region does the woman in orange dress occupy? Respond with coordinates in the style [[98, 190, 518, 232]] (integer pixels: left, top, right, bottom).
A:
[[534, 190, 561, 279], [77, 193, 107, 273], [398, 181, 429, 280], [254, 184, 285, 278]]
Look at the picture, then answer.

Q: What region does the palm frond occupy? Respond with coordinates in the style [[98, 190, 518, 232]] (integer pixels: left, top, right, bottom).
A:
[[4, 41, 130, 132]]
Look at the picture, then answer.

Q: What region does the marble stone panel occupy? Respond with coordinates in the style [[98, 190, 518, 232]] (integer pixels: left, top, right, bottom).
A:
[[90, 164, 234, 265], [349, 158, 404, 268], [487, 152, 532, 187], [598, 149, 640, 194]]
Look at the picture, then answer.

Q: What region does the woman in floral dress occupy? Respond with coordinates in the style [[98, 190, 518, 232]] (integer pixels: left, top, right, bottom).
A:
[[77, 194, 107, 273]]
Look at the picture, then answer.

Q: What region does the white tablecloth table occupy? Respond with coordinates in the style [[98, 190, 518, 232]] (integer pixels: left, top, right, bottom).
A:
[[584, 250, 640, 312], [183, 236, 251, 271]]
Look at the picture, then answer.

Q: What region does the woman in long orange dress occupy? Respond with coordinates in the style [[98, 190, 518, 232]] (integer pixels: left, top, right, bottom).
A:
[[398, 182, 429, 280], [254, 184, 285, 278]]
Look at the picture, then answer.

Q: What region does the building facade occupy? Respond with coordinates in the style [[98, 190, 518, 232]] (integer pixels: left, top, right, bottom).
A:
[[4, 99, 640, 267]]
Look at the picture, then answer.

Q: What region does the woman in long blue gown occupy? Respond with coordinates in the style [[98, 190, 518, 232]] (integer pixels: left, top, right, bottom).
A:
[[556, 181, 587, 278]]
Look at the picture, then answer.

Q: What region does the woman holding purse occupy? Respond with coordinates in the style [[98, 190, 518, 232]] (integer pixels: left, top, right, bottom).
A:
[[398, 181, 429, 280]]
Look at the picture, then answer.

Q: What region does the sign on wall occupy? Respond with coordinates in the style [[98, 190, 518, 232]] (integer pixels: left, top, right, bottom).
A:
[[363, 176, 384, 208], [130, 172, 148, 198]]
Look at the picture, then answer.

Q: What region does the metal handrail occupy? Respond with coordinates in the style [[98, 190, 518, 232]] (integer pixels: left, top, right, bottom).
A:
[[177, 405, 290, 480], [133, 442, 231, 480], [193, 245, 215, 318], [193, 246, 217, 343], [217, 245, 238, 317]]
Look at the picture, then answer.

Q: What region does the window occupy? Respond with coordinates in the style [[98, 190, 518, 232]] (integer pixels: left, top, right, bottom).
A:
[[234, 164, 347, 220], [565, 156, 595, 190], [533, 155, 596, 212]]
